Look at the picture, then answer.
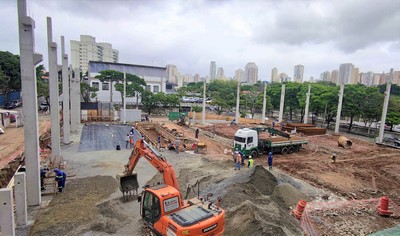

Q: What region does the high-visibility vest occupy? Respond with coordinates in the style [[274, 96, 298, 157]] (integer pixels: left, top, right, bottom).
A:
[[248, 159, 254, 167]]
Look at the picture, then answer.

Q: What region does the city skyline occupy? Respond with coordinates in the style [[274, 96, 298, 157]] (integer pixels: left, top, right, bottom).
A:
[[1, 0, 399, 81]]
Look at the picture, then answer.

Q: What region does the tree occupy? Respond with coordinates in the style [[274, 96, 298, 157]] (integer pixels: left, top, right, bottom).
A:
[[0, 51, 21, 90], [36, 65, 49, 102], [141, 90, 158, 115], [360, 86, 383, 133], [114, 73, 146, 107], [0, 68, 11, 103], [81, 83, 98, 102], [95, 70, 124, 103], [342, 84, 367, 131], [386, 96, 400, 131]]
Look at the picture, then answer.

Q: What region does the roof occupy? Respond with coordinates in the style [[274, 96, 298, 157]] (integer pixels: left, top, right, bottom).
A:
[[88, 61, 167, 78]]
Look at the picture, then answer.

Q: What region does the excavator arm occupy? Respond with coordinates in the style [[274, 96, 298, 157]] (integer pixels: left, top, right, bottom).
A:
[[118, 138, 180, 197]]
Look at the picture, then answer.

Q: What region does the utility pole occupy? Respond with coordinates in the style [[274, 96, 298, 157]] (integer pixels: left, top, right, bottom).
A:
[[123, 72, 126, 124], [278, 84, 285, 123], [202, 79, 206, 125], [303, 84, 311, 124], [61, 36, 70, 144], [235, 78, 240, 124], [17, 0, 42, 206], [47, 17, 61, 166], [335, 84, 345, 134], [261, 81, 267, 123], [377, 69, 393, 143]]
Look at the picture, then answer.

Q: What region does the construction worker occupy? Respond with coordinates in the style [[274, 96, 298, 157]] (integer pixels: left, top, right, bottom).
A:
[[248, 156, 254, 168], [125, 133, 130, 148], [175, 138, 181, 154], [331, 153, 337, 163], [268, 152, 273, 170], [54, 168, 67, 193], [195, 127, 199, 139], [40, 166, 49, 191], [234, 151, 241, 170], [157, 135, 161, 150]]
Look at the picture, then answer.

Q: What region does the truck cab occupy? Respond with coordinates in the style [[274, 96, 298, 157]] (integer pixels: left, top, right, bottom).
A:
[[233, 128, 259, 158]]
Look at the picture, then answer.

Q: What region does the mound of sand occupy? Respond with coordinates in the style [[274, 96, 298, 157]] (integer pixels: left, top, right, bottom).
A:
[[271, 183, 309, 209], [248, 165, 278, 195]]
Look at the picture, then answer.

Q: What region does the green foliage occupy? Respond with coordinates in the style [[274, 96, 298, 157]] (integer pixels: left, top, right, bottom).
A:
[[0, 51, 21, 90], [378, 84, 400, 96], [36, 64, 49, 101], [191, 106, 202, 112], [0, 68, 11, 102], [81, 82, 98, 102], [386, 96, 400, 127]]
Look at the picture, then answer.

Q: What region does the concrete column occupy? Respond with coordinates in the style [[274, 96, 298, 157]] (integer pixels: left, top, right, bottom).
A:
[[14, 173, 27, 226], [334, 84, 345, 134], [61, 36, 70, 144], [70, 66, 77, 133], [0, 188, 15, 235], [17, 0, 41, 206], [278, 84, 286, 123], [75, 68, 81, 125], [235, 79, 240, 124], [377, 69, 393, 143], [47, 17, 61, 163], [202, 80, 206, 125], [303, 84, 311, 124], [261, 82, 267, 123], [123, 72, 126, 124]]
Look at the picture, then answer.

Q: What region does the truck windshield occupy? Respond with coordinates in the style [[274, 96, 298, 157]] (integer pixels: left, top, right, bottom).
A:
[[234, 136, 246, 143]]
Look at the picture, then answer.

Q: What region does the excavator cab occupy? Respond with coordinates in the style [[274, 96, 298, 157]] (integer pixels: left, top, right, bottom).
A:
[[116, 172, 139, 196]]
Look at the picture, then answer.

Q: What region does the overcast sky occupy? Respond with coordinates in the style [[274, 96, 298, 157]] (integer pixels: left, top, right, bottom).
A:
[[1, 0, 399, 81]]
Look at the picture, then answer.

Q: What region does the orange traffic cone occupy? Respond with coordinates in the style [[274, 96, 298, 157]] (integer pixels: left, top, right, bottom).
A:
[[378, 196, 393, 216], [292, 200, 307, 219]]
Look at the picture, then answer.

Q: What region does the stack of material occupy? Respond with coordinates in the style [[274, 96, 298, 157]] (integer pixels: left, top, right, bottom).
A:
[[283, 123, 326, 136]]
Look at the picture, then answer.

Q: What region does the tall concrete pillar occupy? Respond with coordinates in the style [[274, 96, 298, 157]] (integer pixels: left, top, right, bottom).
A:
[[123, 72, 126, 124], [47, 17, 61, 164], [235, 79, 240, 124], [70, 68, 77, 133], [261, 81, 267, 123], [0, 188, 15, 235], [303, 84, 311, 124], [14, 172, 27, 226], [278, 84, 286, 123], [377, 69, 393, 143], [202, 80, 206, 125], [75, 68, 81, 125], [334, 84, 345, 134], [17, 0, 41, 206], [61, 36, 70, 144]]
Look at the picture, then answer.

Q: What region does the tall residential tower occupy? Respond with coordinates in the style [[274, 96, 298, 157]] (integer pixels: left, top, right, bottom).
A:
[[293, 65, 304, 83], [70, 35, 119, 72]]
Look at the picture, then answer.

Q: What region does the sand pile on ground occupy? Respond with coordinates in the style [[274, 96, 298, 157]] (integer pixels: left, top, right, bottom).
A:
[[31, 176, 121, 236], [204, 165, 303, 235]]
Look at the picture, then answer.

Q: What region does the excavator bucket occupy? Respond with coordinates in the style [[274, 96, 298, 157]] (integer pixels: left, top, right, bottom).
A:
[[116, 172, 139, 194]]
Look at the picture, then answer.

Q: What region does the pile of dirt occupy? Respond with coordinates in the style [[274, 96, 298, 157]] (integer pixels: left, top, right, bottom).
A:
[[206, 165, 304, 235], [31, 176, 121, 236]]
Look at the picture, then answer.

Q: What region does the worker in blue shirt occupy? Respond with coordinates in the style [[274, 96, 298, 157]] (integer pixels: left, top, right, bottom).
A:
[[54, 168, 67, 192]]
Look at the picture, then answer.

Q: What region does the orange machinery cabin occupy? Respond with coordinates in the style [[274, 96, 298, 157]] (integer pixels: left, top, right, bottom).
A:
[[141, 184, 225, 236]]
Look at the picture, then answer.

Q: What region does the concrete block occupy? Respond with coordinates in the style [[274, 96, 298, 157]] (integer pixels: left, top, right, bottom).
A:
[[0, 188, 16, 235], [14, 172, 27, 225]]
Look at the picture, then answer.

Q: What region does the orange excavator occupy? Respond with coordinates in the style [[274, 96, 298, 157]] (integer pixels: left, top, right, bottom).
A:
[[117, 138, 225, 236]]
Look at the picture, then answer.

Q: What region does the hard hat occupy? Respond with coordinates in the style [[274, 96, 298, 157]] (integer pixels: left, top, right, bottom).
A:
[[249, 156, 252, 159], [53, 168, 59, 173]]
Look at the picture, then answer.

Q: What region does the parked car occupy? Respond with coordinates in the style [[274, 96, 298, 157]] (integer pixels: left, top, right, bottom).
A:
[[5, 102, 16, 109], [39, 101, 50, 110], [13, 99, 22, 107]]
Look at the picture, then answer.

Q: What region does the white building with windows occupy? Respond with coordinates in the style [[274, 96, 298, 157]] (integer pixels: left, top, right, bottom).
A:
[[338, 63, 354, 85], [71, 35, 119, 73], [271, 67, 278, 83], [293, 65, 304, 83], [245, 62, 258, 84], [209, 61, 216, 82], [88, 61, 173, 104]]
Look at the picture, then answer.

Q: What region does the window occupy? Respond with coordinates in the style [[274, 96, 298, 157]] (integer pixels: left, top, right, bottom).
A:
[[142, 192, 161, 224], [247, 137, 253, 144], [166, 84, 172, 90], [145, 85, 151, 91], [153, 86, 159, 93], [234, 136, 246, 143], [102, 82, 109, 90], [91, 82, 99, 90]]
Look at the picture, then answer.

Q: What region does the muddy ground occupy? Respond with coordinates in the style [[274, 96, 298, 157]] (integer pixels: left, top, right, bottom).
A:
[[3, 117, 400, 235]]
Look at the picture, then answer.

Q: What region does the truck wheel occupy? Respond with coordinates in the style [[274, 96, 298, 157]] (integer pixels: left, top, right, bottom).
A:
[[288, 146, 294, 154], [250, 150, 258, 158], [281, 147, 288, 155]]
